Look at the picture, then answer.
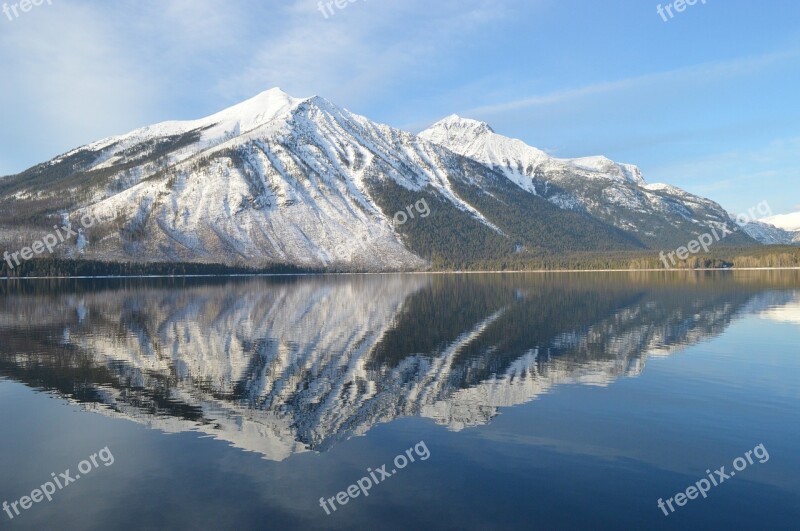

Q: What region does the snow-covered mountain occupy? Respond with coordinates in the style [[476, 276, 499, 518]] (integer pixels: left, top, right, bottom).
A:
[[0, 88, 646, 270], [746, 212, 800, 244], [736, 211, 800, 245], [739, 219, 800, 245], [763, 212, 800, 231], [0, 89, 761, 270], [419, 115, 754, 248], [418, 115, 646, 193]]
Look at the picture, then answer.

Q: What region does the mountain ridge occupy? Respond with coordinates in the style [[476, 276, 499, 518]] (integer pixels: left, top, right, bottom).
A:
[[419, 116, 754, 248], [0, 87, 767, 271]]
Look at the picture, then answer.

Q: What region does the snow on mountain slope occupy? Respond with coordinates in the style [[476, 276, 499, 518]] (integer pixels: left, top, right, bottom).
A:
[[567, 156, 646, 186], [418, 115, 551, 194], [738, 218, 800, 245], [86, 93, 513, 266], [735, 210, 800, 245], [3, 90, 514, 269], [419, 115, 645, 192], [420, 116, 753, 248], [761, 212, 800, 232], [66, 88, 304, 166], [0, 88, 649, 269], [742, 212, 800, 245]]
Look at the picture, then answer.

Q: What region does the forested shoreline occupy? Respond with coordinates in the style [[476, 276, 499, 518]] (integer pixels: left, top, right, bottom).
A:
[[2, 246, 799, 278]]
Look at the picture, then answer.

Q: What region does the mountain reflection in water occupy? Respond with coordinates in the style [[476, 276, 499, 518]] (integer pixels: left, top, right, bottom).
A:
[[0, 272, 797, 461]]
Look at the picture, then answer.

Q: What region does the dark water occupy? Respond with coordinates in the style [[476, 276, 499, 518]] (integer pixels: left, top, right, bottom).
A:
[[0, 272, 798, 530]]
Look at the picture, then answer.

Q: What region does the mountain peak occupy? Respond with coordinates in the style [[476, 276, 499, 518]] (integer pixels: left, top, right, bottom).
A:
[[418, 115, 495, 148], [93, 87, 308, 150], [204, 87, 308, 131], [433, 114, 495, 134], [421, 118, 647, 188]]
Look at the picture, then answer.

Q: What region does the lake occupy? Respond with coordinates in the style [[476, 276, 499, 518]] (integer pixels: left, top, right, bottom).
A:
[[0, 271, 798, 530]]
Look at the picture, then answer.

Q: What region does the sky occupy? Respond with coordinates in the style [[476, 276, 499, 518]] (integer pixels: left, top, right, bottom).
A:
[[0, 0, 798, 216]]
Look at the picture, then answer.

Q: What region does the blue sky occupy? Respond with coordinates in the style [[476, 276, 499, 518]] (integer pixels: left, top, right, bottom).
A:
[[1, 0, 798, 216]]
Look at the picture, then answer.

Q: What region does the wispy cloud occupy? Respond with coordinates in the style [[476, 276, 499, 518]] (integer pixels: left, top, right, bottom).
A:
[[215, 0, 512, 105], [0, 0, 798, 226], [647, 136, 800, 213], [0, 0, 516, 175], [0, 2, 157, 165], [460, 48, 800, 117]]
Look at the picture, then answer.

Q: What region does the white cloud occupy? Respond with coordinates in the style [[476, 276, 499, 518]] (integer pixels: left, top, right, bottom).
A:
[[216, 0, 512, 105], [0, 0, 516, 174], [459, 48, 800, 118], [649, 137, 800, 184], [0, 2, 157, 164], [644, 137, 800, 214]]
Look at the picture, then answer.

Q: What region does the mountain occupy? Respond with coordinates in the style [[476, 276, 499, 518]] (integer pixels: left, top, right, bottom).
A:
[[748, 212, 800, 244], [738, 211, 800, 245], [0, 89, 760, 271], [419, 115, 755, 249], [763, 211, 800, 231], [0, 88, 647, 270], [739, 219, 800, 245]]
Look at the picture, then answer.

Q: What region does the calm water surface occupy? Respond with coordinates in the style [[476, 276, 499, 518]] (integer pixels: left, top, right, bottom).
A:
[[0, 272, 798, 530]]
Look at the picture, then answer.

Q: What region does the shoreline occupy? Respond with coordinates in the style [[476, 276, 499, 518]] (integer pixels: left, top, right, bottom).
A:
[[2, 266, 799, 280]]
